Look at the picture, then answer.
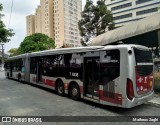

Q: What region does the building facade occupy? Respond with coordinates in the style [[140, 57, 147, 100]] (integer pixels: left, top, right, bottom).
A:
[[106, 0, 160, 27], [54, 0, 82, 48], [26, 0, 82, 48], [26, 15, 35, 36], [35, 6, 42, 33], [40, 0, 54, 39]]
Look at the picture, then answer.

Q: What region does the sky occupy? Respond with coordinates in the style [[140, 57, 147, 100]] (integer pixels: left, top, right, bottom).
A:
[[0, 0, 97, 53]]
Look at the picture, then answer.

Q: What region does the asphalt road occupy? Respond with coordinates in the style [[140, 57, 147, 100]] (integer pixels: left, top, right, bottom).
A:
[[0, 71, 160, 125]]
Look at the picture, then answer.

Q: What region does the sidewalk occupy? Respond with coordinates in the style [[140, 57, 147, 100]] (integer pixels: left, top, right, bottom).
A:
[[0, 66, 4, 71], [0, 71, 5, 78], [148, 93, 160, 105]]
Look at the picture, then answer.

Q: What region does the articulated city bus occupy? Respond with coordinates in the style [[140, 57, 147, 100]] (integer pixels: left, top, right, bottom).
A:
[[4, 45, 154, 108]]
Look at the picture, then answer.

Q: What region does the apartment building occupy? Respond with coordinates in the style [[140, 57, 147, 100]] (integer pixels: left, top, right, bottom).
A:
[[40, 0, 54, 39], [35, 6, 42, 33], [26, 0, 82, 48], [26, 15, 35, 36], [54, 0, 82, 48], [106, 0, 160, 27]]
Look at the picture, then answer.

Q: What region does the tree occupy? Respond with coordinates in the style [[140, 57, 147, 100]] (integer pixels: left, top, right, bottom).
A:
[[7, 48, 19, 57], [0, 4, 14, 43], [18, 33, 56, 54], [78, 0, 115, 45]]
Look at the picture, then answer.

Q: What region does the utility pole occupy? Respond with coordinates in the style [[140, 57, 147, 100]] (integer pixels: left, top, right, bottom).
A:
[[0, 44, 4, 71]]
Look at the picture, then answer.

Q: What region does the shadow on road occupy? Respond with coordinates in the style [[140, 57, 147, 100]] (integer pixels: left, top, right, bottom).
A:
[[24, 81, 152, 115], [80, 99, 148, 115], [5, 78, 156, 116]]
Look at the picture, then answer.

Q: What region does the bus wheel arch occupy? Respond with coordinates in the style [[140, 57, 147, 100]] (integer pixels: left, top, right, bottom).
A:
[[69, 82, 80, 100], [55, 79, 64, 96]]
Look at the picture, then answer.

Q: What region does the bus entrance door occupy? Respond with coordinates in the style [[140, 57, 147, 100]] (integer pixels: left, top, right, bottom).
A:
[[84, 57, 100, 100], [10, 62, 13, 77], [36, 58, 42, 83]]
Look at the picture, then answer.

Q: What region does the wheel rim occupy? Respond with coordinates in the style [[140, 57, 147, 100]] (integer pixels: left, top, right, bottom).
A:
[[72, 87, 78, 96], [58, 83, 63, 94], [19, 77, 21, 81]]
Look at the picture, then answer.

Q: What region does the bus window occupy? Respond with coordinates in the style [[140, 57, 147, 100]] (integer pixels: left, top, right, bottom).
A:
[[134, 48, 153, 76], [41, 55, 64, 77], [70, 53, 83, 79], [100, 50, 120, 98], [100, 50, 120, 83], [30, 58, 37, 74], [21, 66, 25, 73], [11, 59, 23, 72]]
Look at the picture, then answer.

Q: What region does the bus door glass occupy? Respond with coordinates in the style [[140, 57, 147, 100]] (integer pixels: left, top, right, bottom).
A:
[[30, 57, 37, 83], [100, 50, 120, 104], [37, 57, 43, 83], [84, 57, 100, 99], [10, 61, 13, 77]]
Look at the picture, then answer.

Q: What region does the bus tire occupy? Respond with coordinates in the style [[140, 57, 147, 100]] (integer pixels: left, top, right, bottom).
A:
[[18, 74, 22, 82], [7, 72, 9, 78], [56, 80, 64, 96], [69, 84, 80, 100]]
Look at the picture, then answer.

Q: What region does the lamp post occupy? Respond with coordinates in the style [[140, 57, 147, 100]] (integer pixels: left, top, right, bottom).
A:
[[0, 44, 4, 71]]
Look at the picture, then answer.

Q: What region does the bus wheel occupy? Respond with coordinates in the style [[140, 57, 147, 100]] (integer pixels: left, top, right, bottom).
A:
[[18, 75, 22, 82], [7, 72, 9, 78], [69, 84, 80, 100], [56, 80, 64, 96]]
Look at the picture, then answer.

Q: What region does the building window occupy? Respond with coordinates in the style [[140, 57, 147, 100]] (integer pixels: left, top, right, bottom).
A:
[[111, 3, 132, 11], [113, 13, 132, 20], [136, 8, 158, 15], [136, 0, 153, 5]]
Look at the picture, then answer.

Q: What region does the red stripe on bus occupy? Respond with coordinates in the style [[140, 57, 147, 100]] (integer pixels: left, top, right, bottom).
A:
[[99, 90, 122, 105], [42, 78, 45, 83], [21, 74, 24, 79], [45, 79, 55, 87], [64, 83, 68, 90], [32, 77, 36, 82], [80, 86, 83, 93]]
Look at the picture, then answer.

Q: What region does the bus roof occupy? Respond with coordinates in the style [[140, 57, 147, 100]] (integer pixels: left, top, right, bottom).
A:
[[7, 44, 149, 59], [7, 54, 27, 60], [28, 46, 104, 57]]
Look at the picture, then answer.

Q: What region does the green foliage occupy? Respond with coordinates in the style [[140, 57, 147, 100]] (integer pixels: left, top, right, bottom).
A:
[[18, 33, 55, 54], [7, 48, 19, 57], [0, 4, 14, 43], [78, 0, 115, 45]]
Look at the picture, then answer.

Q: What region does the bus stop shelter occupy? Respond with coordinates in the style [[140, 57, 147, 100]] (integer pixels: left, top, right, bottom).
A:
[[89, 13, 160, 49]]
